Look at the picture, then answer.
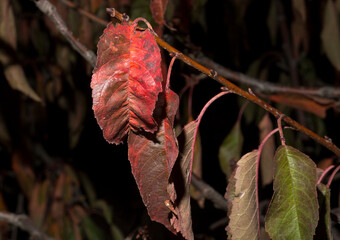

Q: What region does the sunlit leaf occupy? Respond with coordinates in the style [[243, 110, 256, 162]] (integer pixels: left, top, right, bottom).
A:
[[91, 21, 162, 144], [219, 121, 243, 178], [226, 151, 259, 240], [321, 0, 340, 71], [265, 146, 318, 240], [315, 184, 332, 240]]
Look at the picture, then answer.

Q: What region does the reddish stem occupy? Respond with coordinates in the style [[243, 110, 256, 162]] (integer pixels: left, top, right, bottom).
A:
[[133, 17, 155, 32], [237, 101, 248, 123], [317, 165, 335, 185], [196, 91, 229, 126], [187, 91, 229, 182], [166, 55, 177, 90], [327, 165, 340, 187]]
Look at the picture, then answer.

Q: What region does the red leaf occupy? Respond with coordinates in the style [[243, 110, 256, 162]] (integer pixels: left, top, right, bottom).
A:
[[128, 90, 179, 232], [150, 0, 168, 26], [91, 22, 163, 144]]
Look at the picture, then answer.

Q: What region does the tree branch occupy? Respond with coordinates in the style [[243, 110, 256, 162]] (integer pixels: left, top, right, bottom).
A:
[[0, 211, 54, 240], [30, 0, 340, 156], [58, 0, 108, 26], [196, 54, 340, 99], [108, 8, 340, 157], [33, 0, 97, 67], [57, 0, 340, 100], [191, 175, 228, 211]]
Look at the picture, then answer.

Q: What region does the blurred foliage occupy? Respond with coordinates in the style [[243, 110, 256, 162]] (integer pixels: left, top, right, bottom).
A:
[[0, 0, 340, 239]]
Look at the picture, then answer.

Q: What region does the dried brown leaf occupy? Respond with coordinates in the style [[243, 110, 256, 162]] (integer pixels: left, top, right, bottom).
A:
[[268, 93, 335, 118], [29, 180, 50, 227], [11, 151, 35, 198], [226, 151, 259, 240], [0, 0, 16, 48], [292, 0, 306, 22], [3, 64, 42, 102], [321, 0, 340, 71], [259, 114, 274, 186]]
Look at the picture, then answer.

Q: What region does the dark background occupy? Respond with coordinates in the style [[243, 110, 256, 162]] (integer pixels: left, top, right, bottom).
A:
[[1, 0, 340, 239]]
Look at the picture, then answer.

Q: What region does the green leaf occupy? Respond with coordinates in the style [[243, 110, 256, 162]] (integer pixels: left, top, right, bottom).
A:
[[226, 151, 259, 240], [321, 0, 340, 71], [81, 216, 106, 240], [218, 121, 243, 178], [315, 184, 332, 240], [111, 224, 124, 240], [267, 0, 277, 45], [265, 146, 318, 240], [93, 200, 112, 224], [191, 0, 208, 31], [79, 172, 97, 206], [130, 0, 153, 25]]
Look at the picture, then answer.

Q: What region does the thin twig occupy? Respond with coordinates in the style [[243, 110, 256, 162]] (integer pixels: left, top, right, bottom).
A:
[[191, 174, 228, 211], [0, 211, 54, 240], [33, 0, 97, 67], [58, 0, 108, 26]]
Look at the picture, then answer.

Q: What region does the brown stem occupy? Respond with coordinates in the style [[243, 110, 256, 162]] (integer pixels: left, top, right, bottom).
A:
[[277, 115, 286, 146], [59, 1, 340, 99], [31, 2, 340, 157], [108, 9, 340, 156], [0, 212, 54, 240]]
